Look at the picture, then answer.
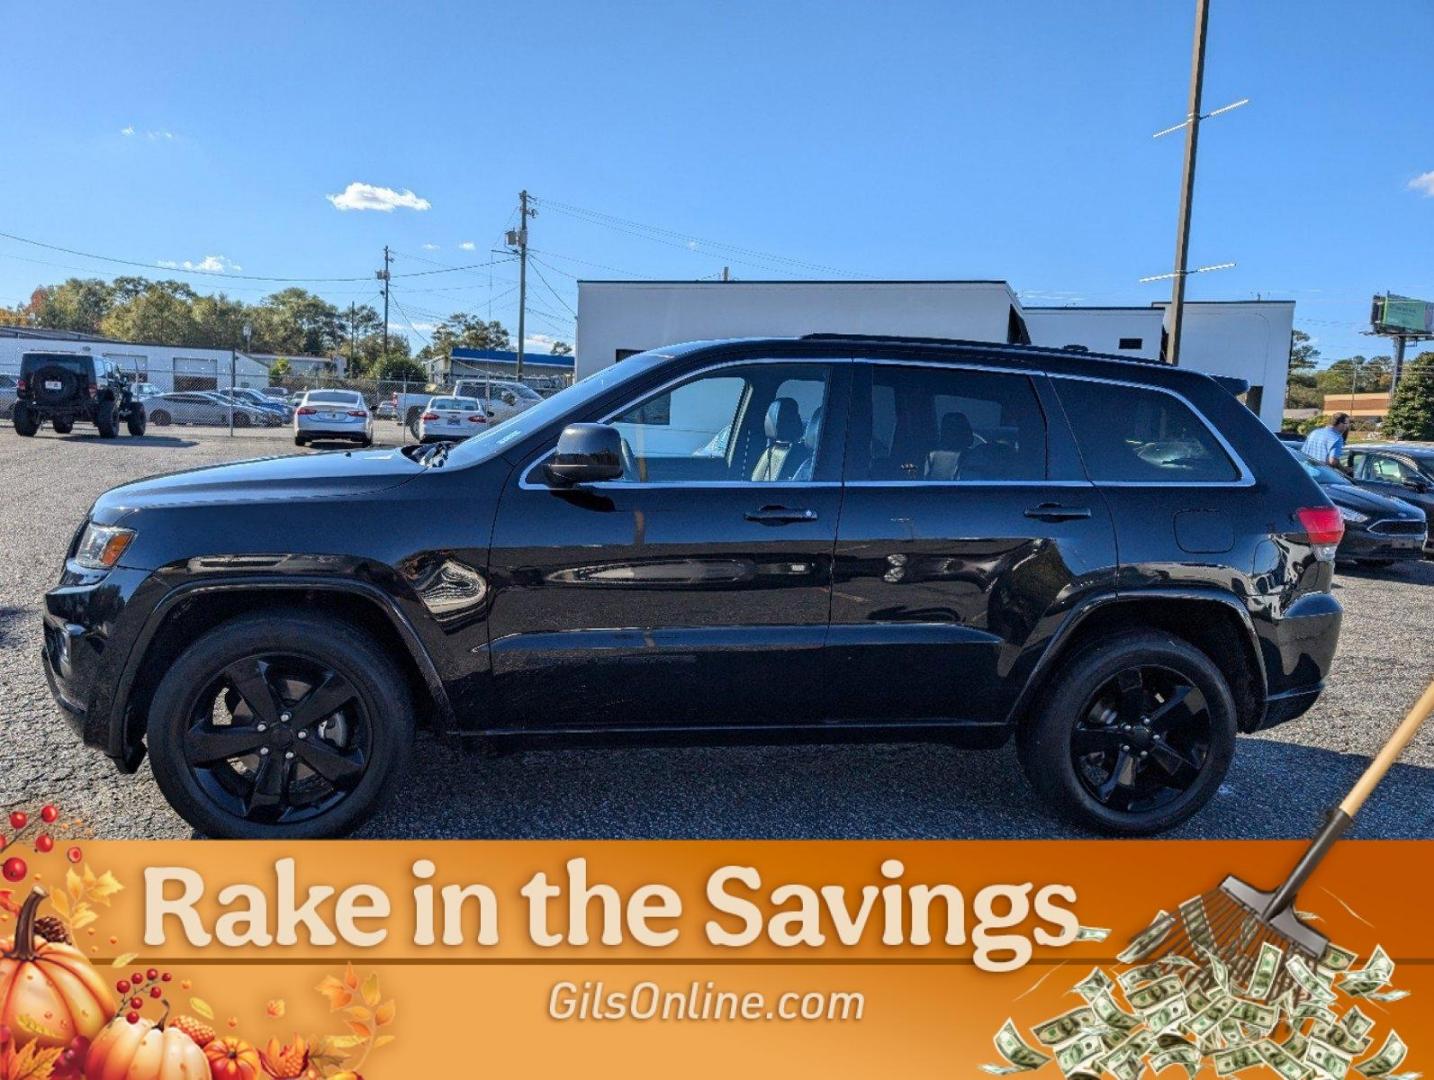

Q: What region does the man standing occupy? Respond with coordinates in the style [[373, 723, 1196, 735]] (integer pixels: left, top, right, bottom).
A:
[[1301, 412, 1350, 466]]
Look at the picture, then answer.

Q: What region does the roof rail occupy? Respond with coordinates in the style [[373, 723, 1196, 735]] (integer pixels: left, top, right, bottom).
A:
[[797, 332, 1168, 367]]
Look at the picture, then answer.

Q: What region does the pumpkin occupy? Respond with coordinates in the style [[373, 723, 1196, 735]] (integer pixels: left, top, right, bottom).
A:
[[0, 888, 115, 1050], [203, 1036, 262, 1080], [85, 1014, 209, 1080]]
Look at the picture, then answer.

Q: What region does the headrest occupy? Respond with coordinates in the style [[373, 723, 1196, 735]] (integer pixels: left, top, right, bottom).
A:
[[802, 405, 824, 450], [939, 412, 974, 452], [765, 397, 804, 443]]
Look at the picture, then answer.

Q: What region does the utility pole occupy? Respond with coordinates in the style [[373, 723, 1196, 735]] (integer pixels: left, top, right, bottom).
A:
[[511, 191, 535, 380], [377, 246, 392, 356], [348, 303, 357, 369], [1166, 0, 1210, 367]]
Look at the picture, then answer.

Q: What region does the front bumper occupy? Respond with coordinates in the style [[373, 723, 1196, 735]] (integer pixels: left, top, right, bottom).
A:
[[41, 564, 160, 771], [1339, 526, 1427, 562], [1252, 589, 1342, 732]]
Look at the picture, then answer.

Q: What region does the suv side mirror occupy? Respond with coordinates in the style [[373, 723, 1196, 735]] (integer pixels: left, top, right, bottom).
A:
[[545, 424, 624, 486]]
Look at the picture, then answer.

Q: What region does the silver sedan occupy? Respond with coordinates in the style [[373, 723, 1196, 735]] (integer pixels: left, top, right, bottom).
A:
[[294, 389, 373, 447]]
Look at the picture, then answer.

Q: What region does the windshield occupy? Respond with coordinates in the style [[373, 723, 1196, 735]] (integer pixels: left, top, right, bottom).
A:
[[445, 350, 673, 465], [508, 383, 542, 400], [1294, 454, 1347, 486]]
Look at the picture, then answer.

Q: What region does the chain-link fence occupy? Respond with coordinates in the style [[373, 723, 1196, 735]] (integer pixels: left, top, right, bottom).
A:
[[0, 354, 570, 443]]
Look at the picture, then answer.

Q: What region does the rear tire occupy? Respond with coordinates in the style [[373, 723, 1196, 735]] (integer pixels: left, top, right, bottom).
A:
[[233, 411, 251, 428], [146, 611, 414, 839], [95, 400, 118, 438], [149, 409, 172, 427], [12, 404, 38, 437], [126, 405, 147, 436], [1016, 630, 1236, 836], [406, 407, 423, 437], [295, 435, 308, 447], [51, 418, 73, 435], [360, 435, 373, 448]]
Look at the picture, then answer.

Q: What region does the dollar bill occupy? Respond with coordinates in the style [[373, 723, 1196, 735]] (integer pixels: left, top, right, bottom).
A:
[[1073, 968, 1114, 1002], [1307, 1037, 1354, 1080], [1288, 955, 1339, 1005], [1259, 1038, 1313, 1080], [1228, 999, 1279, 1034], [1355, 1032, 1408, 1078], [1187, 997, 1236, 1038], [1320, 943, 1358, 972], [1186, 985, 1212, 1014], [1146, 996, 1191, 1034], [1090, 991, 1141, 1034], [1075, 925, 1112, 942], [1033, 1007, 1099, 1047], [1151, 1044, 1201, 1079], [1120, 963, 1171, 992], [1312, 1021, 1373, 1057], [1343, 1007, 1376, 1040], [1056, 1033, 1107, 1076], [1363, 989, 1409, 1003], [1199, 945, 1232, 993], [1246, 941, 1285, 1001], [1294, 1000, 1339, 1028], [1128, 975, 1185, 1014], [1340, 947, 1394, 997], [984, 1019, 1053, 1074], [1283, 1031, 1310, 1060], [1118, 911, 1176, 964], [1214, 1044, 1264, 1076]]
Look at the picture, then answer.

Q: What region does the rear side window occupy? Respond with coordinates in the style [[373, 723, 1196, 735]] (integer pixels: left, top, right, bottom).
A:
[[851, 365, 1047, 482], [1056, 379, 1239, 483]]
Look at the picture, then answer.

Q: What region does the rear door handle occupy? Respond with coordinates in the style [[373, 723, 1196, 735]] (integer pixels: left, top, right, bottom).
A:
[[745, 505, 818, 524], [1024, 503, 1092, 522]]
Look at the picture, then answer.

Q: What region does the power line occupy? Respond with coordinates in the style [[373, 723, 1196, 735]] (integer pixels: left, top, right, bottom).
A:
[[528, 256, 577, 317]]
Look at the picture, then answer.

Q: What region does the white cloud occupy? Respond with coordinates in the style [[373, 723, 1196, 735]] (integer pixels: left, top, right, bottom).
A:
[[459, 241, 476, 251], [157, 254, 243, 273], [326, 182, 431, 212], [120, 125, 135, 137], [422, 242, 440, 251], [121, 126, 176, 140], [1408, 171, 1434, 197]]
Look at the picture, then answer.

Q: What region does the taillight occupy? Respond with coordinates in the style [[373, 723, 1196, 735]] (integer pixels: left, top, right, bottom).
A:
[[466, 415, 486, 423], [421, 412, 438, 421], [296, 406, 317, 416], [1297, 505, 1344, 561], [16, 378, 25, 393], [347, 410, 367, 417], [87, 382, 97, 398]]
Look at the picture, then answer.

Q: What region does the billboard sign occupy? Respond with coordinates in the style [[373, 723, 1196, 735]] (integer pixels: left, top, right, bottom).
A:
[[1372, 293, 1434, 335]]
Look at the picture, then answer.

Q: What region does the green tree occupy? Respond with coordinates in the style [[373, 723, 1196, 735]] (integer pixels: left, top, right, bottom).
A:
[[377, 354, 427, 382], [1285, 329, 1320, 409], [420, 313, 511, 362], [549, 340, 573, 356], [190, 293, 250, 349], [268, 357, 292, 385], [100, 280, 199, 344], [1383, 352, 1434, 440], [252, 288, 341, 355], [31, 278, 115, 333]]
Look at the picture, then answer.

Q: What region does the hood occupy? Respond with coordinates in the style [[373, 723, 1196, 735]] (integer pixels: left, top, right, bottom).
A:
[[1324, 483, 1425, 520], [90, 447, 424, 523]]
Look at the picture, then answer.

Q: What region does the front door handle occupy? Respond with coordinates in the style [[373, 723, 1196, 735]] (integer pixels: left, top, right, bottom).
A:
[[745, 505, 818, 525], [1024, 503, 1092, 522]]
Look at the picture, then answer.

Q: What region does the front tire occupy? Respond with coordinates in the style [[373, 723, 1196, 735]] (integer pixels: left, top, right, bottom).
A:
[[95, 400, 118, 438], [1016, 630, 1236, 836], [146, 611, 414, 839], [150, 409, 172, 427], [126, 405, 147, 436], [12, 403, 38, 436]]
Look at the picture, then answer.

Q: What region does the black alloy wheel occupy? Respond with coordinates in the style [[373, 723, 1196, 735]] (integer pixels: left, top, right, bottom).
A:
[[1069, 665, 1212, 815], [181, 654, 371, 825]]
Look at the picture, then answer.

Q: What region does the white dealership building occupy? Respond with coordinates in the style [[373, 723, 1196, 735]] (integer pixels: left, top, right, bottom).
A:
[[573, 281, 1294, 429]]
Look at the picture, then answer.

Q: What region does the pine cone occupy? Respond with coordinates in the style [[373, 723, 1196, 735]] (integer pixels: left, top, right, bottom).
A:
[[33, 915, 70, 944]]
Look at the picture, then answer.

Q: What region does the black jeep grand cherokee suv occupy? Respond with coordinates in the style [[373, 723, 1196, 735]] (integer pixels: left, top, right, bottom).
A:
[[42, 335, 1343, 838]]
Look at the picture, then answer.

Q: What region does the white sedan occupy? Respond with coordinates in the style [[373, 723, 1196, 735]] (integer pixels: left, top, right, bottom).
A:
[[294, 389, 373, 447], [417, 396, 492, 443]]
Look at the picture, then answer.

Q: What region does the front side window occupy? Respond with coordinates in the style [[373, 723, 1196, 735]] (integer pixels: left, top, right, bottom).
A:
[[610, 363, 831, 484], [1364, 455, 1415, 484], [850, 365, 1047, 482], [1057, 380, 1240, 483]]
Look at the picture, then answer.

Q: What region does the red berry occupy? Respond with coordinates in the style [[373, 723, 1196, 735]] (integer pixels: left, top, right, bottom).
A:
[[1, 857, 26, 883], [40, 805, 58, 824], [35, 835, 54, 853], [116, 980, 130, 994], [126, 1012, 139, 1024], [66, 846, 82, 864], [146, 968, 159, 981], [8, 812, 26, 831], [161, 972, 172, 982], [129, 997, 143, 1010], [131, 972, 143, 985], [149, 986, 162, 999], [0, 834, 7, 850]]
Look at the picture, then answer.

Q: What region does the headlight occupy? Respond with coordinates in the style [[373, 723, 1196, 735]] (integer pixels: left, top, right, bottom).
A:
[[74, 523, 136, 570], [1337, 506, 1369, 525]]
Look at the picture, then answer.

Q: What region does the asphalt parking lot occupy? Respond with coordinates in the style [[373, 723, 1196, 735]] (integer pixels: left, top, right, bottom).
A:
[[2, 427, 1432, 840]]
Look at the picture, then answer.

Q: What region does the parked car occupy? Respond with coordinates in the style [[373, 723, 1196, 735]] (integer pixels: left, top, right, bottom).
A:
[[294, 389, 372, 447], [144, 391, 279, 428], [131, 382, 165, 402], [393, 377, 540, 436], [43, 334, 1344, 839], [1341, 445, 1434, 555], [12, 352, 146, 437], [417, 396, 490, 443], [1288, 450, 1427, 566], [0, 373, 16, 419], [220, 387, 293, 421]]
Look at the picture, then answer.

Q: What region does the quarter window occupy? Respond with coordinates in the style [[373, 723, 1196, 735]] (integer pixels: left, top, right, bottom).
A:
[[850, 365, 1047, 482], [609, 363, 831, 484], [1057, 380, 1239, 483]]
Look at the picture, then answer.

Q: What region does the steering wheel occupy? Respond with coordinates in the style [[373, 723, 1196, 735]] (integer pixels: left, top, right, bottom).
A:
[[619, 435, 639, 482]]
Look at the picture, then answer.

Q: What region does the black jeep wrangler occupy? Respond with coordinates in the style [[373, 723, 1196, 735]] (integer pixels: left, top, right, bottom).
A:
[[13, 352, 147, 438]]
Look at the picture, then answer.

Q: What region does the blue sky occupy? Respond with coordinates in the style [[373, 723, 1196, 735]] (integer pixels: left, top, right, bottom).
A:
[[3, 1, 1430, 363]]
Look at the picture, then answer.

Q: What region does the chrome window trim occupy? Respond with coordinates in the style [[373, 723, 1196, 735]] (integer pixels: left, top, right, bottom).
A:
[[518, 356, 843, 491]]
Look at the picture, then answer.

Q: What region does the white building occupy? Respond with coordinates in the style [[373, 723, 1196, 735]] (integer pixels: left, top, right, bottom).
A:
[[574, 281, 1293, 429]]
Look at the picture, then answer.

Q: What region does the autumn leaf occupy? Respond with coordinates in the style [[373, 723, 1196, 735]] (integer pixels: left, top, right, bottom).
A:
[[266, 999, 286, 1019], [344, 1020, 372, 1040], [65, 868, 84, 904], [3, 1041, 64, 1080], [86, 869, 124, 905], [342, 1006, 371, 1025], [342, 963, 359, 990], [360, 972, 381, 1008], [46, 892, 69, 920], [373, 1000, 395, 1027], [110, 952, 138, 968], [0, 890, 20, 917], [190, 997, 215, 1020], [322, 1035, 366, 1052], [315, 975, 353, 1011], [373, 1034, 396, 1049]]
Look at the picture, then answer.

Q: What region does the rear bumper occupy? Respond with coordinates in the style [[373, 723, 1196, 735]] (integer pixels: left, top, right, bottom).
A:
[[1252, 590, 1342, 732]]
